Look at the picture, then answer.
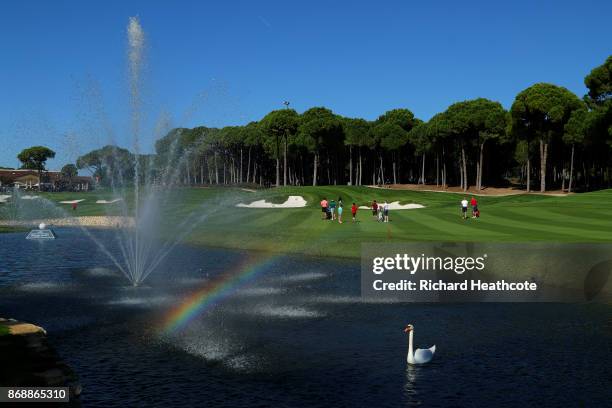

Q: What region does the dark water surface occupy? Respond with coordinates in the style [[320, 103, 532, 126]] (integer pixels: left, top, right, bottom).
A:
[[1, 229, 610, 407]]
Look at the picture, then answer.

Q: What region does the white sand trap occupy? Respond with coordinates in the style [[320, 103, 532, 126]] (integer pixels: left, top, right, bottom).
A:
[[96, 198, 123, 204], [0, 195, 11, 203], [359, 201, 424, 210], [237, 195, 307, 208], [240, 188, 257, 193], [59, 199, 85, 204], [20, 195, 39, 200]]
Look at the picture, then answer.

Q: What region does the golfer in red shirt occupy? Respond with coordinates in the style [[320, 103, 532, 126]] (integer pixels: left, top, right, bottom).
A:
[[470, 197, 478, 218], [351, 203, 358, 222]]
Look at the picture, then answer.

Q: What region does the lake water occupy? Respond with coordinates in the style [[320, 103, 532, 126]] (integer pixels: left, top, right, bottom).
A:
[[1, 229, 610, 407]]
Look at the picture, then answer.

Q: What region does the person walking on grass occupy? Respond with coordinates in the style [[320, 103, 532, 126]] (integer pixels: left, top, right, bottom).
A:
[[320, 197, 328, 220], [470, 196, 479, 218], [337, 204, 344, 224], [372, 200, 378, 219], [330, 199, 337, 220], [351, 202, 358, 223], [383, 201, 390, 223], [377, 204, 384, 222], [461, 197, 469, 220]]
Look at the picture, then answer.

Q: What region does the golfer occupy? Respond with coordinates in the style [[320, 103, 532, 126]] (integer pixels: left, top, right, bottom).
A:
[[320, 197, 328, 220], [351, 202, 358, 223], [372, 200, 378, 219], [470, 197, 478, 218], [329, 199, 337, 220], [461, 197, 468, 219], [337, 204, 344, 224], [383, 201, 390, 223]]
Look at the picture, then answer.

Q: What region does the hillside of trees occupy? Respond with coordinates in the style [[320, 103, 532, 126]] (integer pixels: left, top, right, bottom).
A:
[[78, 55, 612, 193]]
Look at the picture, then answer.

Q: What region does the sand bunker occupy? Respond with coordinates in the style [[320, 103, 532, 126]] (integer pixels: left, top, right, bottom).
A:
[[20, 195, 39, 200], [0, 194, 11, 203], [96, 198, 123, 204], [237, 195, 307, 208], [59, 199, 85, 204], [240, 188, 257, 193], [358, 201, 424, 210]]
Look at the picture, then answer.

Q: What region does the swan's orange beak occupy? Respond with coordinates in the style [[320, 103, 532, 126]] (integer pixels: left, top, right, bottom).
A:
[[403, 326, 412, 333]]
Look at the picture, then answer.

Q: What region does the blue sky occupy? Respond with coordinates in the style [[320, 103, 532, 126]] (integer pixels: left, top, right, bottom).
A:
[[1, 0, 610, 169]]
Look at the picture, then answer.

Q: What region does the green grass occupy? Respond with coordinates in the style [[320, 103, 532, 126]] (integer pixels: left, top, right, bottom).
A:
[[165, 186, 612, 257], [0, 323, 9, 336], [3, 186, 612, 258], [0, 225, 26, 233]]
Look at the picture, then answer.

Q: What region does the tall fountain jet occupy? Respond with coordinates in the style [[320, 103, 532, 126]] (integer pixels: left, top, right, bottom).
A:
[[127, 16, 145, 285], [88, 17, 213, 286]]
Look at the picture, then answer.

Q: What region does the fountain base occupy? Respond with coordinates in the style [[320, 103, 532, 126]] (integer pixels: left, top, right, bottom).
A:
[[25, 229, 56, 240]]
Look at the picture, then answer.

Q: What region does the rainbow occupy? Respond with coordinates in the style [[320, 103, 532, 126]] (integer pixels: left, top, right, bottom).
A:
[[160, 253, 280, 334]]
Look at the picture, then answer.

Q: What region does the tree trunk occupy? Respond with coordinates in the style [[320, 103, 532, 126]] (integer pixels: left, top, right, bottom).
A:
[[567, 143, 574, 193], [421, 153, 426, 185], [436, 154, 439, 187], [246, 147, 251, 184], [392, 160, 397, 185], [239, 148, 243, 183], [283, 136, 288, 186], [461, 146, 467, 191], [526, 158, 531, 192], [568, 144, 575, 193], [442, 146, 447, 188], [358, 146, 363, 185], [478, 142, 484, 190], [312, 153, 318, 186], [349, 146, 353, 185], [275, 135, 280, 187], [539, 139, 547, 192], [379, 154, 384, 185], [214, 153, 218, 184]]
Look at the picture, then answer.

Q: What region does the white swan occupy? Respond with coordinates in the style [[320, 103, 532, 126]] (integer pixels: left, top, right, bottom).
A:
[[404, 324, 436, 364]]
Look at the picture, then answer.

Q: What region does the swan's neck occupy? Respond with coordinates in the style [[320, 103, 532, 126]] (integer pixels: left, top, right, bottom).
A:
[[407, 330, 415, 364]]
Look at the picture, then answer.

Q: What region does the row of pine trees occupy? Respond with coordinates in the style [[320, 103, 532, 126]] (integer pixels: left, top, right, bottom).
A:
[[80, 55, 611, 193]]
